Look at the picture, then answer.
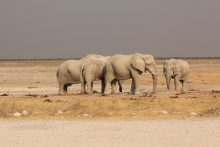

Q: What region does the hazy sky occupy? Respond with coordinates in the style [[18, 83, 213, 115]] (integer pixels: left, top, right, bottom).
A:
[[0, 0, 220, 59]]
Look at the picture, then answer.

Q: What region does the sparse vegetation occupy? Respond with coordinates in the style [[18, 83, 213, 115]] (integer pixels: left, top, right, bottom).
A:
[[0, 91, 219, 119], [0, 59, 219, 119]]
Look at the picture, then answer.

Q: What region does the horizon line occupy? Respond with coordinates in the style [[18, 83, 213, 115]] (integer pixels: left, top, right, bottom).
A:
[[0, 56, 219, 61]]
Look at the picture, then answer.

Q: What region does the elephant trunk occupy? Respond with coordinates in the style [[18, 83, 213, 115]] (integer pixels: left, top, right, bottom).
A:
[[166, 76, 171, 90], [147, 65, 157, 94]]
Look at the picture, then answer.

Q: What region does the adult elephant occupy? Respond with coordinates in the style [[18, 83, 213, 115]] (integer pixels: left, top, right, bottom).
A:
[[57, 54, 98, 95], [104, 53, 157, 95], [163, 59, 189, 92], [80, 55, 122, 94]]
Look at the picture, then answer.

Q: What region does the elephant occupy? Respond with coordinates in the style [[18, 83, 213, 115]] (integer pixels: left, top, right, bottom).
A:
[[103, 53, 157, 95], [80, 55, 122, 94], [56, 54, 101, 95], [163, 59, 190, 92]]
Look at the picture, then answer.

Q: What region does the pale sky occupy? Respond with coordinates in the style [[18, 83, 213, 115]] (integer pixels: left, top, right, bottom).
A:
[[0, 0, 220, 59]]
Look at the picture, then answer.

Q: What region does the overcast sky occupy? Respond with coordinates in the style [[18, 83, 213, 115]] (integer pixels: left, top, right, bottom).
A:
[[0, 0, 220, 59]]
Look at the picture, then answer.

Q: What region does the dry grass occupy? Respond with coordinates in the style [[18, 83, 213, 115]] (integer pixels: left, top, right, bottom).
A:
[[0, 59, 219, 120], [0, 91, 219, 120]]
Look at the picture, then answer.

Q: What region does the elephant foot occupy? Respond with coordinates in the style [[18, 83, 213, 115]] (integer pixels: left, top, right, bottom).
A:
[[175, 88, 180, 91], [130, 90, 141, 95], [181, 90, 186, 94], [80, 89, 86, 94], [134, 92, 141, 95], [58, 93, 64, 95], [59, 92, 68, 96], [86, 91, 93, 94], [149, 92, 157, 97], [103, 91, 111, 96], [151, 92, 157, 96], [58, 90, 68, 95], [92, 90, 98, 93], [80, 91, 86, 94], [111, 91, 117, 94]]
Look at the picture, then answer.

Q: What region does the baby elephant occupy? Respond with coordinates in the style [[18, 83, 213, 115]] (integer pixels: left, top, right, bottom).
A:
[[163, 59, 190, 92]]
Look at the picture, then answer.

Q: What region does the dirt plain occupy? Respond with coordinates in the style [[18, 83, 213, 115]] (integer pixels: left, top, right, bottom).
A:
[[0, 59, 220, 147], [0, 119, 220, 147], [0, 59, 219, 119]]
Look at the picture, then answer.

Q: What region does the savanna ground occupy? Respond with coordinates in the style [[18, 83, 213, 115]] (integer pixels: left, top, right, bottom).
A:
[[0, 59, 220, 120]]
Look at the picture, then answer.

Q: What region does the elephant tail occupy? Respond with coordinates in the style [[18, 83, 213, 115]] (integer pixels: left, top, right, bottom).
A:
[[81, 68, 85, 79], [56, 70, 59, 79]]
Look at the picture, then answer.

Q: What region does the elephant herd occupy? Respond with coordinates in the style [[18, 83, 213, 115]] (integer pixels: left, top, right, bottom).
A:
[[57, 53, 190, 95]]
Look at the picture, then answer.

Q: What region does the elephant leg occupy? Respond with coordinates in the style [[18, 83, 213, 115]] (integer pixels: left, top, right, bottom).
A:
[[91, 82, 94, 91], [118, 81, 122, 92], [58, 83, 65, 95], [80, 75, 86, 94], [101, 80, 105, 94], [166, 76, 171, 90], [174, 75, 180, 91], [80, 81, 86, 94], [104, 72, 114, 95], [86, 80, 93, 94], [63, 83, 71, 94], [111, 80, 117, 94], [104, 81, 111, 95], [130, 78, 135, 94], [80, 74, 86, 94], [63, 84, 68, 94], [181, 79, 187, 93], [133, 75, 141, 95]]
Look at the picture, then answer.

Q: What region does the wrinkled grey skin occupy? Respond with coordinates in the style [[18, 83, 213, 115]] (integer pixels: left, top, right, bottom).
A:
[[80, 55, 122, 94], [163, 59, 190, 92], [57, 54, 101, 95], [57, 59, 81, 95], [104, 53, 157, 95]]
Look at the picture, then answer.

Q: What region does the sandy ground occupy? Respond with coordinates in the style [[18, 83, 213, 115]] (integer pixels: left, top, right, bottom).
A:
[[0, 59, 219, 120], [0, 119, 220, 147], [0, 59, 219, 96], [0, 59, 219, 146]]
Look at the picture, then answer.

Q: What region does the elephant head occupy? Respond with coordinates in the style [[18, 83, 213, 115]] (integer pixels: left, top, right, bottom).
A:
[[131, 53, 157, 93], [163, 59, 180, 90]]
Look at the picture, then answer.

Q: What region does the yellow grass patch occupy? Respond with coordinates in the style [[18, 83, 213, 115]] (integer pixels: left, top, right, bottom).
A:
[[0, 91, 219, 120]]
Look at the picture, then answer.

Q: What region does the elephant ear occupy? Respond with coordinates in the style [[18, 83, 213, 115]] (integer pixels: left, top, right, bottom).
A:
[[131, 54, 145, 73]]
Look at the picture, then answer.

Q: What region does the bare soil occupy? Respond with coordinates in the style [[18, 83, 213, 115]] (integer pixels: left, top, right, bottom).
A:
[[0, 119, 220, 147], [0, 59, 220, 147], [0, 59, 219, 119]]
